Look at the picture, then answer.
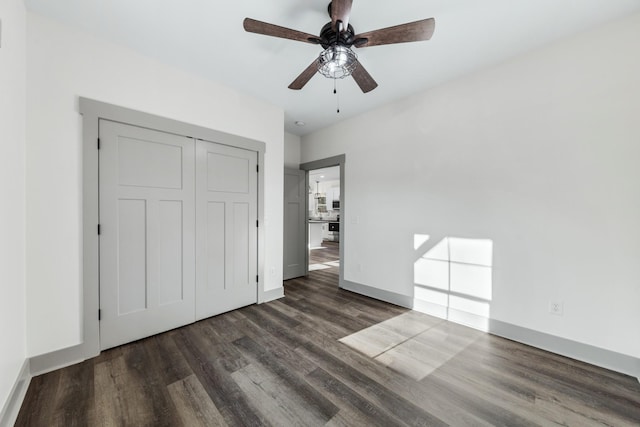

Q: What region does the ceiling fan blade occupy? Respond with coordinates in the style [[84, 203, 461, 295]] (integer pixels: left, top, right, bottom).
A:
[[243, 18, 321, 44], [352, 62, 378, 93], [331, 0, 353, 32], [354, 18, 435, 48], [288, 59, 321, 90]]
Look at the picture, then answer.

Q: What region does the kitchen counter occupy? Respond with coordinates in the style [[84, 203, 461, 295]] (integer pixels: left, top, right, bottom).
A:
[[309, 219, 340, 247]]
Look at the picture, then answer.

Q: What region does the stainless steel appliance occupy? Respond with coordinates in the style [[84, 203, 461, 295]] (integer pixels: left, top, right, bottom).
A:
[[328, 221, 339, 242]]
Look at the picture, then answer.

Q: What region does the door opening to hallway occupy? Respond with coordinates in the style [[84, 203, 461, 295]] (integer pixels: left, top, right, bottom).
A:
[[307, 166, 341, 277], [283, 155, 345, 287]]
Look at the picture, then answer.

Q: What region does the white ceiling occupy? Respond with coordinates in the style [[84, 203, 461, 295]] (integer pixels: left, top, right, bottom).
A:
[[24, 0, 640, 136], [309, 166, 340, 183]]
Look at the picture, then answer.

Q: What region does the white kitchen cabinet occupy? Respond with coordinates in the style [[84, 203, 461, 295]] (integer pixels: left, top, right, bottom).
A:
[[330, 186, 340, 210], [325, 187, 339, 210], [322, 223, 331, 240], [309, 222, 324, 248]]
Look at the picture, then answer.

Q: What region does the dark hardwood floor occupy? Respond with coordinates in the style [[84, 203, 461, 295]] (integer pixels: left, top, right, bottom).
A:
[[309, 240, 340, 265], [16, 248, 640, 426]]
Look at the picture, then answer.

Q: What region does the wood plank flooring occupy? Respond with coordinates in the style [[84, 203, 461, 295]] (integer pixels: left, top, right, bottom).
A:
[[15, 245, 640, 426], [310, 240, 339, 265]]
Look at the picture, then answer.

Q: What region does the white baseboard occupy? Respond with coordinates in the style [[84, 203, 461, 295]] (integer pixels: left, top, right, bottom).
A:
[[340, 279, 414, 308], [29, 344, 87, 377], [28, 290, 286, 380], [0, 359, 31, 427], [261, 287, 285, 303], [489, 319, 640, 381], [341, 279, 640, 381]]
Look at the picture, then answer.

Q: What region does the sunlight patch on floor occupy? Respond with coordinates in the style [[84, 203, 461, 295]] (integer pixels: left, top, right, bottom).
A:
[[309, 264, 332, 271], [339, 311, 481, 381]]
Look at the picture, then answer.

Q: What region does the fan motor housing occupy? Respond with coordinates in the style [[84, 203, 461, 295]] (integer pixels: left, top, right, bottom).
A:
[[319, 22, 356, 48]]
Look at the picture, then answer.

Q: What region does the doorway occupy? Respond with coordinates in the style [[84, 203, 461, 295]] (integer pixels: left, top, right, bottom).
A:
[[300, 155, 346, 287], [308, 166, 341, 274]]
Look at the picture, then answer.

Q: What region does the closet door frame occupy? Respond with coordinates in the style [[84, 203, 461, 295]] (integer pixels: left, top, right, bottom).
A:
[[62, 98, 264, 365]]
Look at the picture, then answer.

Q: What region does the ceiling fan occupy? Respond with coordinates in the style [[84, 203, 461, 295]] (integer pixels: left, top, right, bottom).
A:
[[243, 0, 435, 93]]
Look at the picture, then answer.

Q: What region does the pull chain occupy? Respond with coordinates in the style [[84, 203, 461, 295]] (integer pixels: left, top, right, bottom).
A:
[[334, 79, 340, 113]]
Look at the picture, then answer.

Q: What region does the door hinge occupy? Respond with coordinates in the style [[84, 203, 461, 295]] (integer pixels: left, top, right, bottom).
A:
[[256, 275, 259, 283], [98, 309, 101, 320], [97, 224, 101, 235], [256, 220, 259, 228], [256, 164, 259, 173], [97, 138, 101, 150]]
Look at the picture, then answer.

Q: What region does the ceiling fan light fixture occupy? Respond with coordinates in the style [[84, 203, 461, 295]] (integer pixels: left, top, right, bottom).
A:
[[317, 45, 358, 79]]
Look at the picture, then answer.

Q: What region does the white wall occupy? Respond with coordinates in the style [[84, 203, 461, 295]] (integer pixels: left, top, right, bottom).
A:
[[26, 12, 284, 356], [284, 132, 301, 168], [0, 0, 27, 412], [301, 13, 640, 360]]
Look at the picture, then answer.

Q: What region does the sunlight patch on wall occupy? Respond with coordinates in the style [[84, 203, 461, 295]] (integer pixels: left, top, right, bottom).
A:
[[413, 236, 493, 331], [414, 234, 430, 250]]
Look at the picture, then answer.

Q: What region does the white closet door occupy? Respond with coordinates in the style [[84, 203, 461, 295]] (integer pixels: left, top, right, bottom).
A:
[[99, 120, 195, 350], [195, 139, 258, 320]]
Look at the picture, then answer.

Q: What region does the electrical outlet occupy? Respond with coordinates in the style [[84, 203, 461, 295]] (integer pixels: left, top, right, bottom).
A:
[[549, 301, 564, 316]]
